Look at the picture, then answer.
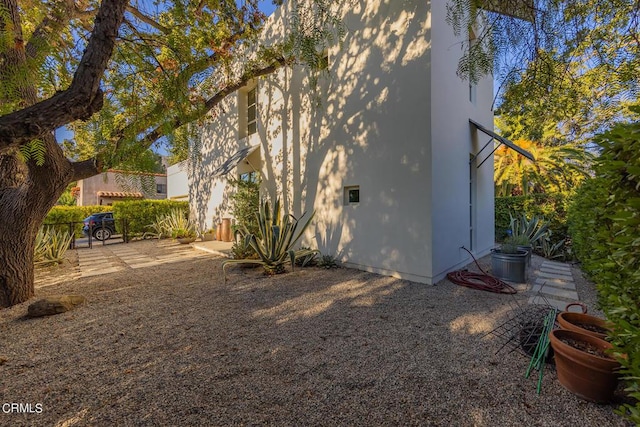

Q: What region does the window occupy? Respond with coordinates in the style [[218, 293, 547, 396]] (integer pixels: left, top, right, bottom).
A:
[[247, 87, 257, 135], [344, 185, 360, 205], [157, 183, 167, 194], [240, 171, 258, 183]]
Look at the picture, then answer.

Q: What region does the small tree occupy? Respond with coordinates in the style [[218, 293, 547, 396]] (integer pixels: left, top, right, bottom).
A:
[[229, 176, 261, 237]]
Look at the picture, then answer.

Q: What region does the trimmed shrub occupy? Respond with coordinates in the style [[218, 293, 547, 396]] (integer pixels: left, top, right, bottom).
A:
[[567, 112, 640, 423], [495, 193, 569, 244], [44, 200, 189, 237], [111, 200, 189, 236]]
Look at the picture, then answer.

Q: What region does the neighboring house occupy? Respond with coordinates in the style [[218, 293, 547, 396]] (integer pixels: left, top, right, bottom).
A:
[[176, 0, 532, 284], [77, 169, 168, 206], [167, 161, 189, 202]]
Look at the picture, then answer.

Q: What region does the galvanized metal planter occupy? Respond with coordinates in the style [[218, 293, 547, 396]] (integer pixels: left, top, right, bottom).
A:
[[491, 249, 528, 282]]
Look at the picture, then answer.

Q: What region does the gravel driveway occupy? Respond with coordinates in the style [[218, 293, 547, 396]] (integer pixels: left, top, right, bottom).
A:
[[0, 240, 632, 426]]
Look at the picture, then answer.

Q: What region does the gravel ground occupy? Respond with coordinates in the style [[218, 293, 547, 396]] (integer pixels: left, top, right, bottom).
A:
[[0, 240, 633, 426]]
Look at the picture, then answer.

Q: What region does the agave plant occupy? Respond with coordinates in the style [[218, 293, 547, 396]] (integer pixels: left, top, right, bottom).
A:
[[222, 198, 317, 279], [147, 208, 197, 239], [509, 213, 549, 246], [34, 227, 73, 265]]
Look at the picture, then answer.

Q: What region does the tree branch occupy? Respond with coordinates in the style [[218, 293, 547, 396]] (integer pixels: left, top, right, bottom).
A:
[[71, 157, 103, 180], [126, 5, 171, 34], [112, 56, 289, 162], [0, 0, 128, 148], [25, 0, 87, 61]]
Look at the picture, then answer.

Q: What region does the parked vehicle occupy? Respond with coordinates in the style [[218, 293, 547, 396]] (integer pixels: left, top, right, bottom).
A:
[[82, 212, 116, 241]]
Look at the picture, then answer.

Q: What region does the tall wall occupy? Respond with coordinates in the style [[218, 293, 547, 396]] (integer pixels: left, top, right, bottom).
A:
[[428, 1, 495, 281], [190, 0, 494, 284]]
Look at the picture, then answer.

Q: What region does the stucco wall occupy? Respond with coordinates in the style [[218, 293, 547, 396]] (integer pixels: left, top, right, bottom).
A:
[[78, 171, 167, 206], [428, 1, 495, 282], [167, 161, 189, 200], [189, 0, 494, 284]]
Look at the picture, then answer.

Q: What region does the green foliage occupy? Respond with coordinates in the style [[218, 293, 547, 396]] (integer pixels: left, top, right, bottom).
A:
[[493, 133, 593, 197], [317, 254, 339, 269], [229, 177, 260, 237], [537, 232, 566, 260], [495, 194, 569, 244], [222, 198, 315, 278], [34, 227, 73, 265], [509, 213, 549, 246], [295, 246, 318, 267], [111, 200, 189, 236], [567, 109, 640, 423], [230, 234, 259, 260], [18, 139, 46, 166]]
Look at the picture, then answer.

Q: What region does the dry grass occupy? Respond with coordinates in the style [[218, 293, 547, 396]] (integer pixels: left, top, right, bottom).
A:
[[0, 240, 632, 426]]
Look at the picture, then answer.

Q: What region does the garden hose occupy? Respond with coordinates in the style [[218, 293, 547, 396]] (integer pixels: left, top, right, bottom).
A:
[[446, 247, 517, 294]]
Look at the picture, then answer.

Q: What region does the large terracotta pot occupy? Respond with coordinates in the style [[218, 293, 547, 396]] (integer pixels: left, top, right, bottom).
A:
[[220, 218, 232, 242], [557, 311, 612, 340], [549, 329, 620, 403]]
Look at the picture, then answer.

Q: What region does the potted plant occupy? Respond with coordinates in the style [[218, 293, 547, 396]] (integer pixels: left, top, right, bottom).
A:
[[509, 213, 549, 265], [491, 239, 528, 283], [172, 227, 197, 244], [549, 329, 621, 403], [557, 311, 613, 340], [201, 228, 216, 241]]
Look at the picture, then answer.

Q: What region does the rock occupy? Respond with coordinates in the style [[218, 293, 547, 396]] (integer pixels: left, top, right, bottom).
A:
[[0, 356, 8, 365], [27, 295, 87, 318]]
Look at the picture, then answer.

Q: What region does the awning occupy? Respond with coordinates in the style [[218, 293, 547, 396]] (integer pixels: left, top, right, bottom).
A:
[[97, 191, 144, 199], [469, 119, 535, 168], [478, 0, 534, 22], [213, 145, 259, 177]]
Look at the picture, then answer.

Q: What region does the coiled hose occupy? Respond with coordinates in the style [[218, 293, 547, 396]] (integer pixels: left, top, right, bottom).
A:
[[446, 247, 517, 294]]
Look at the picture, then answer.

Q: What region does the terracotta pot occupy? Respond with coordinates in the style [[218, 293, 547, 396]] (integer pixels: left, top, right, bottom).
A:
[[177, 237, 196, 244], [557, 312, 612, 340], [220, 218, 232, 242], [201, 233, 215, 242], [216, 224, 222, 241], [549, 329, 620, 403]]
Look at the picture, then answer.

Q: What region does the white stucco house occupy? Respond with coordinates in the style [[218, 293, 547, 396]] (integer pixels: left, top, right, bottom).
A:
[[171, 0, 532, 284]]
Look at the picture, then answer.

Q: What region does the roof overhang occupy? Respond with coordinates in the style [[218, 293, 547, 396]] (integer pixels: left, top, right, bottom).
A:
[[97, 191, 144, 199], [469, 119, 535, 167], [213, 145, 260, 177]]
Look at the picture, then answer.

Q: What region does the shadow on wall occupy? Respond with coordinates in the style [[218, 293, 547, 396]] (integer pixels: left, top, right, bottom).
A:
[[259, 0, 433, 276], [189, 97, 244, 231]]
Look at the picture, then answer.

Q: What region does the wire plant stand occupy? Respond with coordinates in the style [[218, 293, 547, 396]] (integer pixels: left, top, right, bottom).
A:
[[483, 285, 559, 393]]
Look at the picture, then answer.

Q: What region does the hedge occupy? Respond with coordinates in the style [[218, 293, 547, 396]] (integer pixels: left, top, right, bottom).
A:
[[45, 200, 189, 237], [495, 193, 569, 243], [567, 112, 640, 424], [111, 200, 188, 236]]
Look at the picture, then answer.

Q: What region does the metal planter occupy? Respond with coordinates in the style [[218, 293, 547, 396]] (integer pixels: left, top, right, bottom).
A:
[[491, 249, 528, 283]]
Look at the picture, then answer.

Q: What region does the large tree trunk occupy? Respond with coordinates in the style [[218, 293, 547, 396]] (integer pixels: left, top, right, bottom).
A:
[[0, 133, 75, 307], [0, 0, 127, 307]]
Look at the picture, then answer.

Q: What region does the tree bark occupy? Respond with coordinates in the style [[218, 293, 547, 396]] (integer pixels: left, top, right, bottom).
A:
[[0, 0, 127, 308]]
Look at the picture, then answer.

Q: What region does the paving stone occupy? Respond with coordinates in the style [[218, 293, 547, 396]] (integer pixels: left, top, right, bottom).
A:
[[535, 278, 576, 290], [541, 260, 571, 270], [130, 261, 163, 269], [536, 271, 574, 281], [540, 264, 572, 273], [528, 295, 572, 312], [530, 284, 579, 301], [81, 266, 124, 277]]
